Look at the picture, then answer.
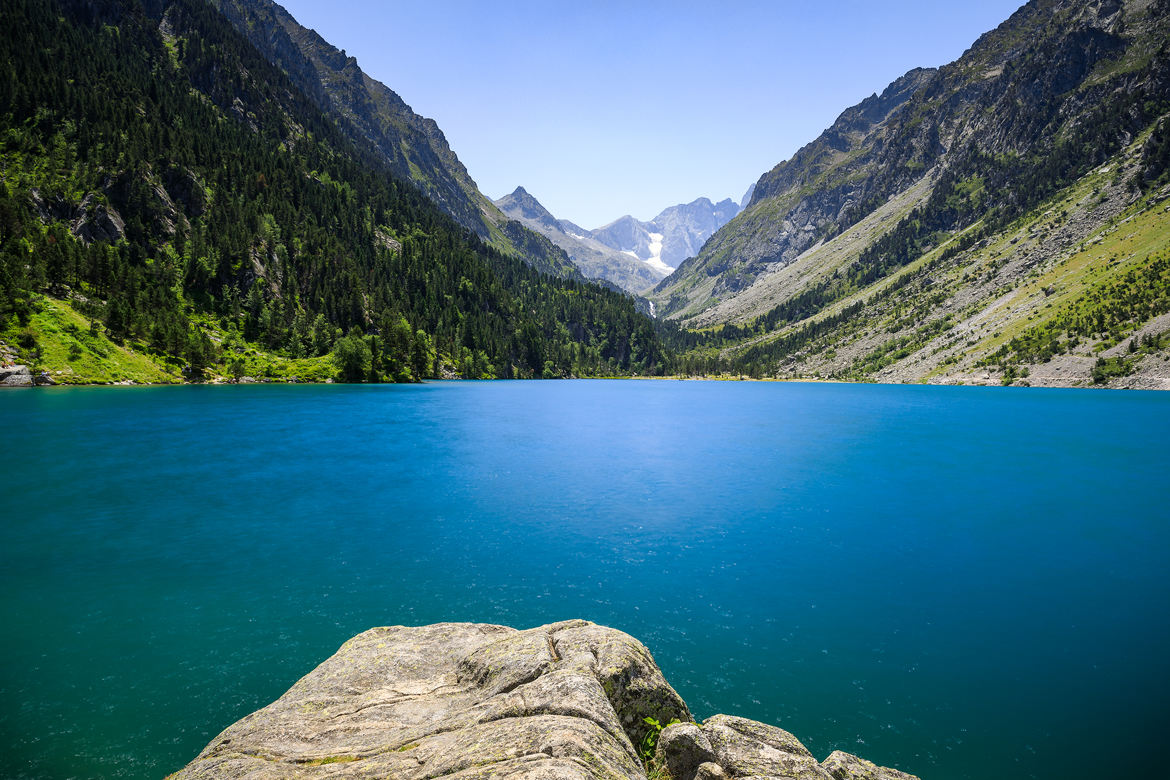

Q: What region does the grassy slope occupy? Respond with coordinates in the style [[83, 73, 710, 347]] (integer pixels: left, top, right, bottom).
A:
[[2, 296, 335, 384], [710, 127, 1170, 388], [692, 173, 937, 328], [3, 297, 181, 384]]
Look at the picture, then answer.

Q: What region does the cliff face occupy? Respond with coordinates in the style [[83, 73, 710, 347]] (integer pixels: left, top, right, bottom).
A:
[[172, 620, 917, 780]]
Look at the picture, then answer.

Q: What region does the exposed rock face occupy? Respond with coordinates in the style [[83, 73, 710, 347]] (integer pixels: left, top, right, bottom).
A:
[[652, 197, 741, 269], [173, 621, 918, 780], [31, 188, 127, 245], [71, 193, 126, 244], [494, 187, 745, 293], [657, 716, 914, 780], [590, 197, 743, 273], [821, 750, 921, 780], [0, 364, 33, 387], [173, 620, 689, 779]]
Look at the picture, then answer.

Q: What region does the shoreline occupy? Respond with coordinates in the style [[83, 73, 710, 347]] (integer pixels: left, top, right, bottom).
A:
[[4, 372, 1162, 391]]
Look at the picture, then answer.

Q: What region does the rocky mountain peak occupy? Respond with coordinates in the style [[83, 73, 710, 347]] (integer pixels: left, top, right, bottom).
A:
[[495, 186, 562, 233], [494, 191, 666, 292]]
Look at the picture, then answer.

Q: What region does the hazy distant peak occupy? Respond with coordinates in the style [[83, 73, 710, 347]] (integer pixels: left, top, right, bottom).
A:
[[740, 182, 756, 210], [595, 214, 640, 233], [495, 190, 667, 292], [494, 187, 560, 233], [558, 218, 589, 237]]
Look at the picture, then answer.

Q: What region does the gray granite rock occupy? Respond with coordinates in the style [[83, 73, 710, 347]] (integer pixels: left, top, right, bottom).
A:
[[172, 622, 919, 780], [0, 364, 32, 387], [655, 721, 717, 780], [700, 714, 833, 780], [172, 620, 688, 779], [696, 761, 732, 780], [820, 750, 919, 780], [71, 193, 125, 244]]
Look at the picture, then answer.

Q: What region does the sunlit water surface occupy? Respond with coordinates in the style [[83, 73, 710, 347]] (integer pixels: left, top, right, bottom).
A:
[[2, 381, 1168, 779]]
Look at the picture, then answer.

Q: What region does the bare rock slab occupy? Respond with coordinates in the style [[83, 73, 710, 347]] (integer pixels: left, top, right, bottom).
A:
[[656, 721, 717, 779], [0, 364, 32, 387], [172, 620, 689, 779], [697, 714, 832, 780], [821, 750, 920, 780], [173, 621, 920, 780]]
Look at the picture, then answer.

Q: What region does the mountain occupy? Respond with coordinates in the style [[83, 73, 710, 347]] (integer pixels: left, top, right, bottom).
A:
[[494, 187, 663, 292], [591, 197, 742, 276], [209, 0, 577, 279], [0, 0, 667, 384], [651, 197, 742, 268], [652, 0, 1170, 388], [740, 182, 756, 210], [495, 189, 741, 294]]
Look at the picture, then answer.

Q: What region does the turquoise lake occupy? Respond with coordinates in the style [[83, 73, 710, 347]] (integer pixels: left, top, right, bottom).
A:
[[1, 380, 1168, 779]]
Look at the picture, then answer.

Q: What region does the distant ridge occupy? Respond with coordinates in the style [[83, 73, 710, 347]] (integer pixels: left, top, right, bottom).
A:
[[497, 188, 742, 293]]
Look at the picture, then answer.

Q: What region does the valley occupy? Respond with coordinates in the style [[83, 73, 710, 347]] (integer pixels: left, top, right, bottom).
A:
[[1, 0, 1167, 390]]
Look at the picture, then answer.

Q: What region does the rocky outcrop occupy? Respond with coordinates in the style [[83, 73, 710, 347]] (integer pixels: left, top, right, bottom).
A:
[[0, 364, 33, 387], [71, 193, 126, 244], [173, 621, 918, 780], [656, 722, 717, 778], [32, 165, 204, 247], [656, 716, 915, 780], [31, 188, 126, 245], [821, 750, 920, 780]]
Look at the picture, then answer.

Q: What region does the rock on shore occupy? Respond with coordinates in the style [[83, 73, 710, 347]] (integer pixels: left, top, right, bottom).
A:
[[0, 364, 33, 387], [171, 620, 918, 780]]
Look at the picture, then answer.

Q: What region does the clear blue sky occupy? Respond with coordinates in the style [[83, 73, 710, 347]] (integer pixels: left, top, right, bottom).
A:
[[276, 1, 1026, 228]]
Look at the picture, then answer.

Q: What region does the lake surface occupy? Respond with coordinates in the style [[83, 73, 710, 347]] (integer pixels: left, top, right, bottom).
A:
[[1, 380, 1168, 779]]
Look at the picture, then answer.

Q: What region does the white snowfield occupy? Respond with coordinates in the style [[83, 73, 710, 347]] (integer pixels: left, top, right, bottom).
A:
[[620, 232, 674, 274]]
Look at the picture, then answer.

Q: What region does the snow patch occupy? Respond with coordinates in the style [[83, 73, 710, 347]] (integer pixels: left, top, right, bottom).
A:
[[643, 232, 674, 274], [645, 257, 675, 274]]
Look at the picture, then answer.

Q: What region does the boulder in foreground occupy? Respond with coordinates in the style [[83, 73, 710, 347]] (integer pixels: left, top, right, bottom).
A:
[[171, 620, 918, 780]]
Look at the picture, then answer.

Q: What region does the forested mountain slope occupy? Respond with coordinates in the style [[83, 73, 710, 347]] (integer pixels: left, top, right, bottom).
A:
[[652, 0, 1170, 388], [0, 0, 665, 384], [210, 0, 578, 280]]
